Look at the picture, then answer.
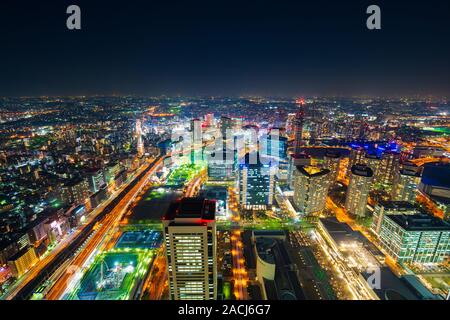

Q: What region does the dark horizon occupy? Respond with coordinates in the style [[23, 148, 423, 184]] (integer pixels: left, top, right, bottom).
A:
[[1, 0, 450, 97]]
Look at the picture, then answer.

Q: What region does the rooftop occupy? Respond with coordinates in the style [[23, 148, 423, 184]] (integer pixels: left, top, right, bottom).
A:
[[351, 164, 374, 177], [296, 165, 330, 177], [387, 214, 450, 231], [163, 197, 216, 221]]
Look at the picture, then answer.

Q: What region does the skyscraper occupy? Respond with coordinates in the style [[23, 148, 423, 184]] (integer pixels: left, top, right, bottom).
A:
[[347, 147, 366, 177], [392, 162, 421, 202], [288, 153, 311, 189], [345, 164, 374, 217], [163, 197, 217, 300], [378, 151, 401, 185], [293, 99, 305, 155], [293, 166, 331, 216], [323, 150, 341, 185], [364, 154, 382, 185], [238, 152, 275, 210]]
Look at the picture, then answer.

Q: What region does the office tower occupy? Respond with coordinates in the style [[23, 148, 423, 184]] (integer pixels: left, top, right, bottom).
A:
[[207, 148, 236, 180], [347, 147, 366, 176], [379, 213, 450, 264], [371, 201, 423, 235], [293, 166, 331, 216], [392, 162, 421, 202], [238, 152, 275, 210], [323, 150, 341, 184], [260, 133, 288, 160], [293, 99, 305, 155], [288, 153, 311, 189], [345, 164, 374, 217], [378, 151, 401, 185], [163, 197, 217, 300]]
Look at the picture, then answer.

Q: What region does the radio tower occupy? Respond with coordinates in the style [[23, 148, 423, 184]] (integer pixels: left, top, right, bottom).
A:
[[293, 98, 305, 155]]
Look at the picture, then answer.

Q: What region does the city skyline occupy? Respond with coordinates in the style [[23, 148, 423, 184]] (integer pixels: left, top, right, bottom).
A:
[[1, 0, 450, 305]]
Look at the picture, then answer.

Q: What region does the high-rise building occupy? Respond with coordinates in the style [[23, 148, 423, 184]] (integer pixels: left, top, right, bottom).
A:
[[371, 201, 423, 235], [392, 162, 422, 202], [260, 133, 288, 160], [293, 166, 331, 216], [288, 153, 311, 189], [189, 118, 203, 164], [323, 150, 341, 185], [345, 164, 374, 217], [207, 148, 236, 180], [347, 147, 366, 177], [238, 152, 275, 210], [163, 197, 217, 300], [379, 213, 450, 264], [293, 99, 305, 155], [364, 154, 382, 184], [378, 151, 401, 185]]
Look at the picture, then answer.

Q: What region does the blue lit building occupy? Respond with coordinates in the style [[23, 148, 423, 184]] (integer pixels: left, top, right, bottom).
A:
[[238, 152, 275, 210]]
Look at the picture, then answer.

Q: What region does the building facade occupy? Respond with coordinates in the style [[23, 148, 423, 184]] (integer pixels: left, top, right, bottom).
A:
[[293, 166, 331, 216], [238, 153, 275, 210], [163, 197, 217, 300], [345, 164, 374, 217], [379, 214, 450, 264]]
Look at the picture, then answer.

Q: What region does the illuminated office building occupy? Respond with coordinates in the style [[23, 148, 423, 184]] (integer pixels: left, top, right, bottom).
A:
[[238, 152, 275, 210], [371, 201, 423, 235], [293, 166, 331, 216], [379, 213, 450, 264], [345, 164, 373, 217], [207, 148, 236, 180], [293, 99, 305, 155], [163, 197, 217, 300]]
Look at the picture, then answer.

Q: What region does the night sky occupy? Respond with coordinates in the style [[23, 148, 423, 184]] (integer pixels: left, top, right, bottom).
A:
[[1, 0, 450, 96]]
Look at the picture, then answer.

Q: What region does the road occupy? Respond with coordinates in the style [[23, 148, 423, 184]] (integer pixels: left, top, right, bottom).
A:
[[44, 156, 165, 300], [228, 187, 249, 300], [4, 158, 164, 300]]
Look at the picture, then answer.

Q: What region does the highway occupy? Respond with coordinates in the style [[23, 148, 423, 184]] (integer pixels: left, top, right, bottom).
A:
[[9, 155, 165, 300], [44, 156, 165, 300], [228, 187, 249, 300]]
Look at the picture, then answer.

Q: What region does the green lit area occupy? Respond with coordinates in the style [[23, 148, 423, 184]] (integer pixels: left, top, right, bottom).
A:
[[422, 126, 450, 135], [239, 217, 315, 231], [166, 163, 205, 186], [67, 248, 154, 300]]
